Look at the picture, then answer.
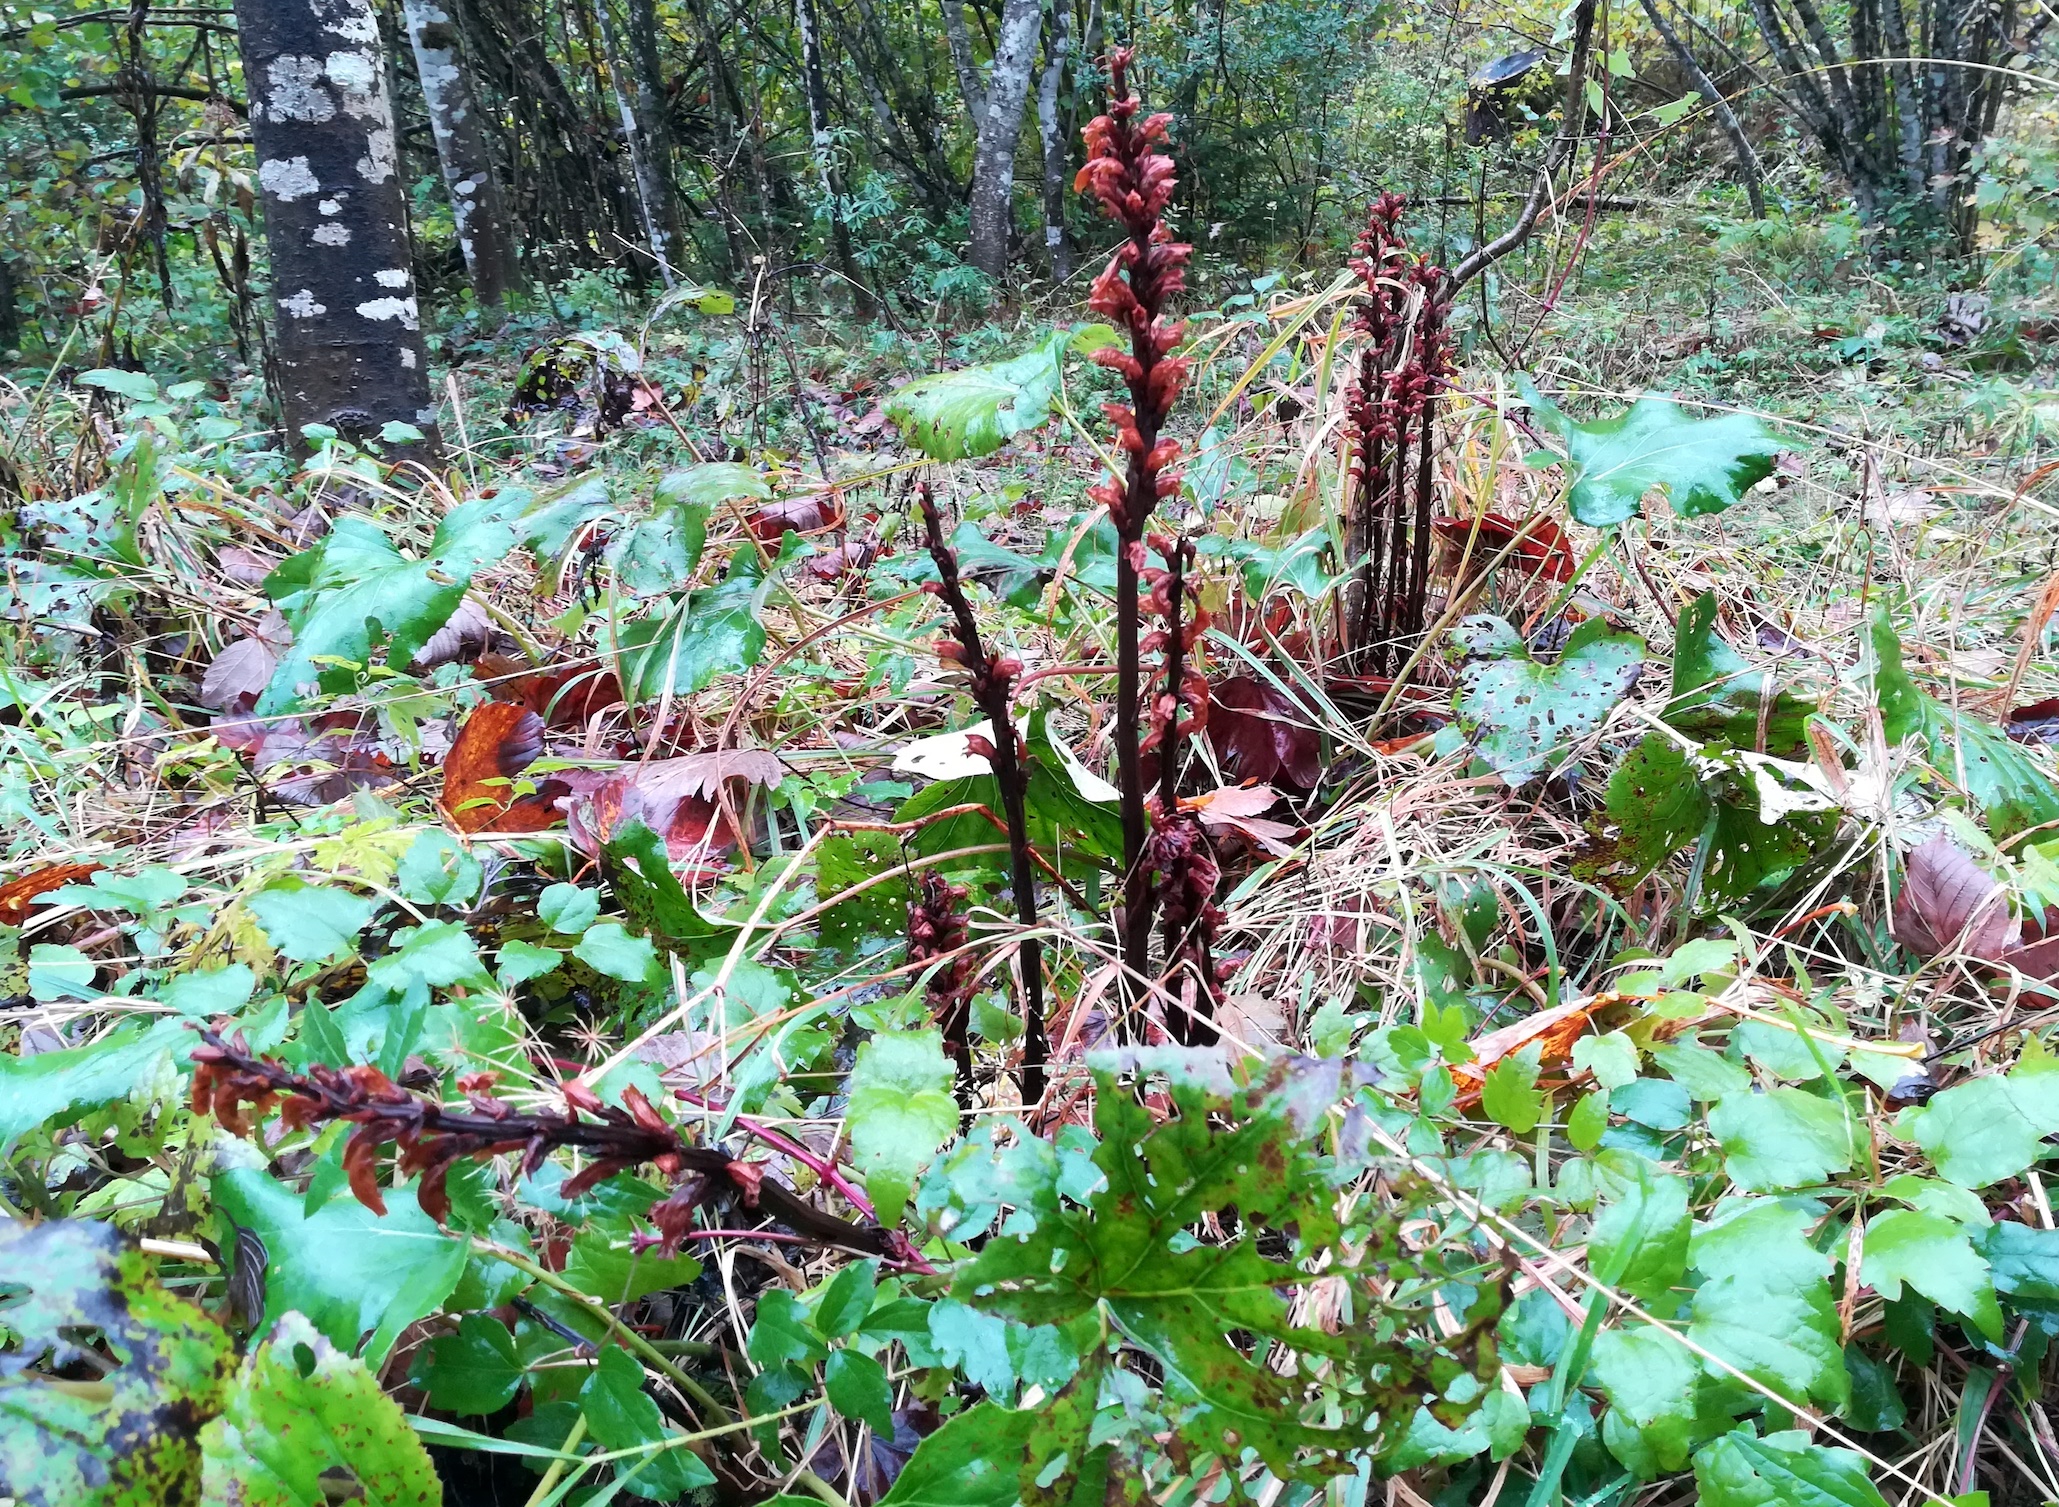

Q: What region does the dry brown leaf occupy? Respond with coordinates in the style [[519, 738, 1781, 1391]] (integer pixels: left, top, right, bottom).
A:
[[441, 702, 564, 833], [1891, 835, 2018, 959]]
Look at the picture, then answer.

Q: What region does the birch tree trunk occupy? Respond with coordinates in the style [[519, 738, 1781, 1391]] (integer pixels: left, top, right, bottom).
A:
[[1035, 0, 1071, 279], [402, 0, 522, 310], [965, 0, 1043, 278], [233, 0, 438, 451], [942, 0, 986, 131]]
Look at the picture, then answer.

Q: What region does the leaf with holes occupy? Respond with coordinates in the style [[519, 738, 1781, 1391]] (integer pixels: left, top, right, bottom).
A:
[[886, 327, 1115, 461], [1454, 616, 1644, 784]]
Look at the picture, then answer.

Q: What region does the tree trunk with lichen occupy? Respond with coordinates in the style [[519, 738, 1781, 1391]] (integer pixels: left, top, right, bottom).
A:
[[403, 0, 522, 311], [965, 0, 1043, 278], [233, 0, 438, 452]]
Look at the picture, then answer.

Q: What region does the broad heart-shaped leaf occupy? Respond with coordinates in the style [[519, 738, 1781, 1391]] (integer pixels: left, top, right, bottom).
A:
[[1706, 1087, 1856, 1192], [0, 1016, 190, 1153], [1692, 1430, 1889, 1507], [1454, 615, 1645, 784], [1688, 1270, 1847, 1411], [615, 565, 768, 702], [1897, 1045, 2059, 1188], [1861, 1209, 2003, 1339], [1872, 605, 2059, 842], [246, 879, 381, 963], [200, 1310, 440, 1506], [885, 325, 1115, 461], [0, 1220, 232, 1507], [947, 1050, 1499, 1484], [847, 1030, 959, 1217], [258, 500, 517, 713], [1521, 377, 1788, 527], [212, 1167, 468, 1366], [1588, 1164, 1690, 1304]]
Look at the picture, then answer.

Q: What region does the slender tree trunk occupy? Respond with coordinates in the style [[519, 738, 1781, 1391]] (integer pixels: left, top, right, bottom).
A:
[[595, 0, 675, 284], [1036, 0, 1071, 277], [943, 0, 986, 130], [622, 0, 684, 257], [232, 0, 438, 452], [794, 0, 864, 302], [402, 0, 521, 310], [965, 0, 1042, 278], [1636, 0, 1765, 217]]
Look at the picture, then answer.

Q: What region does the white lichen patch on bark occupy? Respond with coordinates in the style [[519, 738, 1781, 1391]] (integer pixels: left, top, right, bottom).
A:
[[280, 289, 327, 317], [258, 156, 321, 201], [357, 126, 397, 182], [263, 55, 335, 122], [374, 268, 411, 288], [355, 295, 419, 327], [311, 223, 352, 245]]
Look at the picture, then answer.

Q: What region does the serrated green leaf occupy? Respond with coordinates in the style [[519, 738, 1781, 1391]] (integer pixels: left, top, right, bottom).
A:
[[1589, 1164, 1690, 1303], [0, 1017, 189, 1152], [246, 880, 380, 964], [1861, 1208, 2003, 1340], [886, 331, 1071, 461], [411, 1313, 524, 1416], [1692, 1429, 1888, 1507], [571, 921, 659, 982], [848, 1030, 959, 1217], [1590, 1324, 1700, 1474], [615, 568, 767, 701], [1899, 1046, 2059, 1188], [1522, 378, 1788, 526], [578, 1345, 713, 1500], [1707, 1088, 1855, 1192], [396, 828, 483, 907], [561, 1229, 701, 1306], [877, 1403, 1040, 1507], [655, 462, 769, 508], [1482, 1043, 1546, 1133], [815, 1260, 878, 1340], [825, 1347, 895, 1433]]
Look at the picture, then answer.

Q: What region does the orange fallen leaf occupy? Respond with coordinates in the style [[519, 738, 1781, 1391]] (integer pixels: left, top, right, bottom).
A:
[[1447, 996, 1596, 1111], [0, 863, 105, 924], [441, 703, 564, 833]]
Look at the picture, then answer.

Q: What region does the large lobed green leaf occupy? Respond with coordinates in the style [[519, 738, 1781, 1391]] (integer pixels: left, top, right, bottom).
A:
[[1453, 615, 1645, 784], [886, 325, 1117, 461]]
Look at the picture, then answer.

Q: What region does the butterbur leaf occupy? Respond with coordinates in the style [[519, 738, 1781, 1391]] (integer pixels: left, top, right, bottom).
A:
[[442, 702, 563, 833], [886, 330, 1073, 461], [0, 1220, 233, 1506], [1208, 674, 1322, 788], [1454, 616, 1645, 784], [202, 1311, 441, 1505], [1692, 1430, 1889, 1507], [1521, 377, 1789, 527], [1891, 836, 2018, 958]]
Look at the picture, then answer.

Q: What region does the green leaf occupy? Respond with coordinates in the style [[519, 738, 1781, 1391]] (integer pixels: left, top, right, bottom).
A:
[[496, 939, 564, 988], [825, 1347, 896, 1433], [1665, 591, 1812, 753], [1692, 1429, 1889, 1507], [815, 1260, 879, 1340], [259, 502, 516, 713], [572, 921, 660, 982], [655, 461, 769, 508], [0, 1220, 232, 1507], [1899, 1046, 2059, 1188], [1573, 1031, 1640, 1091], [159, 964, 257, 1017], [1590, 1324, 1701, 1474], [1978, 1219, 2059, 1308], [1871, 605, 2059, 842], [1481, 1043, 1546, 1133], [538, 883, 601, 934], [561, 1229, 701, 1306], [212, 1168, 468, 1365], [747, 1289, 828, 1369], [1588, 1164, 1690, 1303], [1688, 1266, 1847, 1410], [848, 1030, 959, 1218], [246, 881, 380, 964], [1454, 615, 1645, 784], [200, 1313, 445, 1506], [0, 1017, 189, 1152], [1861, 1208, 2003, 1340], [1521, 378, 1789, 527], [397, 828, 484, 907], [78, 367, 161, 402], [578, 1346, 713, 1500], [413, 1313, 524, 1415], [1707, 1088, 1855, 1192], [877, 1403, 1040, 1507], [615, 568, 767, 701], [886, 331, 1072, 461]]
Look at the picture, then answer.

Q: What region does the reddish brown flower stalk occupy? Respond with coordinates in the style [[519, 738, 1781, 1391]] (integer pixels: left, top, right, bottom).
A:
[[187, 1025, 910, 1260], [907, 871, 978, 1109], [1076, 47, 1194, 1014], [915, 482, 1048, 1104], [1343, 194, 1453, 679], [1144, 809, 1225, 1046]]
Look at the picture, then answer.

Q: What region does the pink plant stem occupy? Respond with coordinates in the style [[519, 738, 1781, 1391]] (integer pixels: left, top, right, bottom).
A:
[[670, 1085, 878, 1221]]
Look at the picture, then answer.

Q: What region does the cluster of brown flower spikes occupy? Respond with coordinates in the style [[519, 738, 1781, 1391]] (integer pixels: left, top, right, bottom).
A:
[[1344, 192, 1455, 676]]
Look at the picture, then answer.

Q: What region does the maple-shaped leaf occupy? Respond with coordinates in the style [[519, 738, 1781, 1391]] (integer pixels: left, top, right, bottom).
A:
[[1521, 377, 1790, 527], [441, 702, 566, 833], [941, 1049, 1500, 1486], [258, 500, 517, 713]]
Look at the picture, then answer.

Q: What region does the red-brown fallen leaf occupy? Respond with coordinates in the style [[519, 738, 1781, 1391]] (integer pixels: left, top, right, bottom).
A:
[[1181, 784, 1303, 857], [1432, 513, 1575, 583], [563, 749, 782, 861], [2008, 697, 2059, 746], [750, 492, 844, 542], [1208, 675, 1322, 788], [1891, 836, 2019, 959], [474, 656, 625, 732], [0, 863, 105, 924], [199, 611, 293, 711], [1447, 997, 1597, 1110], [807, 536, 881, 580], [442, 702, 565, 833]]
